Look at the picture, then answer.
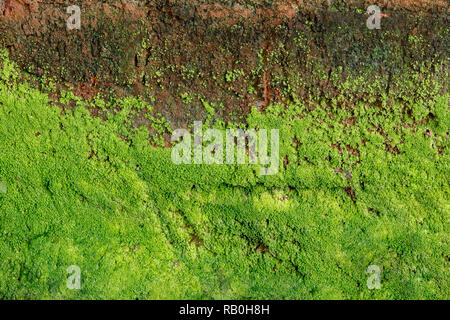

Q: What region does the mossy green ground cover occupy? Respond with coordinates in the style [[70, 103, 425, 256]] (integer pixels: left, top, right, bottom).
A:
[[0, 52, 448, 299]]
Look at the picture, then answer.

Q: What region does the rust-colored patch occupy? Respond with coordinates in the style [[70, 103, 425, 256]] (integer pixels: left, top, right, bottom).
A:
[[190, 233, 204, 248], [2, 0, 34, 21], [345, 145, 360, 158], [344, 186, 356, 202], [283, 155, 290, 169], [1, 0, 447, 132]]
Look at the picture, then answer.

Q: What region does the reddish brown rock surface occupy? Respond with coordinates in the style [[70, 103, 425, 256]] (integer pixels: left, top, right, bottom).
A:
[[1, 1, 448, 126]]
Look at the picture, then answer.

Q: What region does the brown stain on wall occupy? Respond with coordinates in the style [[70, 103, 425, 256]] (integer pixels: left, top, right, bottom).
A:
[[0, 1, 448, 127]]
